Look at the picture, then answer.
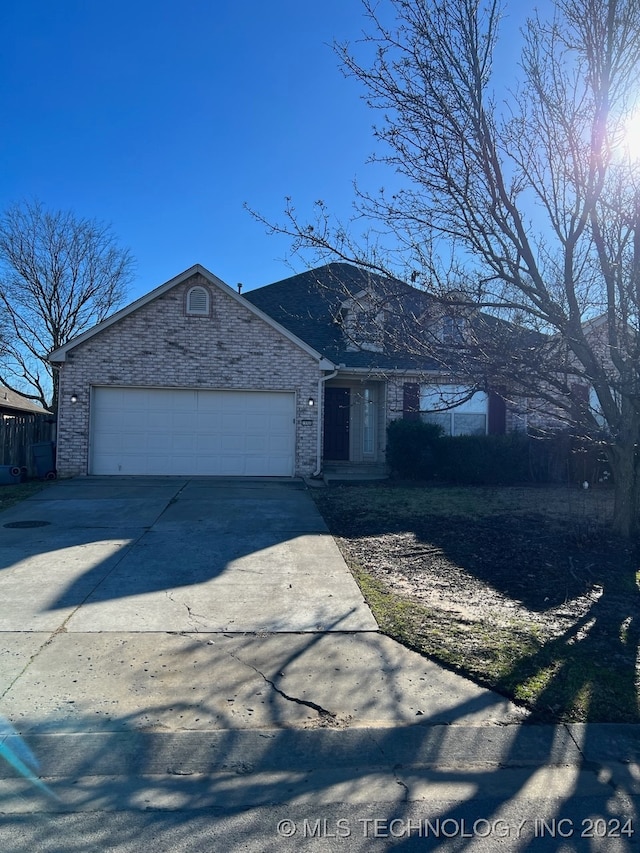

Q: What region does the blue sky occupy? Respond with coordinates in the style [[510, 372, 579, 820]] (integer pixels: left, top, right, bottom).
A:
[[0, 0, 385, 299], [1, 1, 528, 302]]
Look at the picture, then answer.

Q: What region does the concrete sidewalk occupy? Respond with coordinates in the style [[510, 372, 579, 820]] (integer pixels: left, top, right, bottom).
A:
[[0, 478, 638, 851]]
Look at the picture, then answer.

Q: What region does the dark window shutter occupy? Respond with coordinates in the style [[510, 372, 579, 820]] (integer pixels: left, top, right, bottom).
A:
[[570, 383, 590, 423], [571, 383, 589, 401], [488, 391, 506, 435], [403, 383, 420, 421]]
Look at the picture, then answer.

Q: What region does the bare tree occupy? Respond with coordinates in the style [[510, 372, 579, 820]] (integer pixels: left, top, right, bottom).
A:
[[255, 0, 640, 537], [0, 199, 134, 413]]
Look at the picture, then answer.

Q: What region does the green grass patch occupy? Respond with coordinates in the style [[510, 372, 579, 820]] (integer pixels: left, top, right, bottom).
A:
[[353, 559, 637, 721], [0, 480, 51, 512], [353, 562, 546, 709]]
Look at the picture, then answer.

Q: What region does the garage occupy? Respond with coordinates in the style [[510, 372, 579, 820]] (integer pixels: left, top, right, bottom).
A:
[[89, 387, 296, 476]]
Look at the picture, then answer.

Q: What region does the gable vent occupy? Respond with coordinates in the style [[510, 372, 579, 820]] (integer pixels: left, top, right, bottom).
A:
[[186, 285, 210, 315]]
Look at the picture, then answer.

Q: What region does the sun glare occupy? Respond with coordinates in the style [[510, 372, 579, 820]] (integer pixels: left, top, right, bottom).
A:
[[621, 110, 640, 162]]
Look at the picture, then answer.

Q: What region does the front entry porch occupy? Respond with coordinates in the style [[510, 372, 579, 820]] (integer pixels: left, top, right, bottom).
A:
[[322, 378, 387, 477]]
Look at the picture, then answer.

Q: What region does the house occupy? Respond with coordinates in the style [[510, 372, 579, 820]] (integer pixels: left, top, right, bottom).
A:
[[0, 387, 51, 418], [48, 262, 518, 479], [244, 263, 514, 469]]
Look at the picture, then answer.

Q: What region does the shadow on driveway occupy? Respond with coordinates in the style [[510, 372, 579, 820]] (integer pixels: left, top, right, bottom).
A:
[[0, 477, 375, 633]]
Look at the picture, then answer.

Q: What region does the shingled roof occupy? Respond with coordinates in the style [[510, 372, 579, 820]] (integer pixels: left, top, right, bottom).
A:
[[244, 262, 442, 370], [0, 387, 51, 415]]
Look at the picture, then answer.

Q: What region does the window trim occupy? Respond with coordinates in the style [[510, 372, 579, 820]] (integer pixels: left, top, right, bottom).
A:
[[420, 385, 488, 436]]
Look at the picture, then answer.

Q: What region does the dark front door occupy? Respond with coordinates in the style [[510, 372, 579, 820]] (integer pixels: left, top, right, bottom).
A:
[[323, 387, 350, 461]]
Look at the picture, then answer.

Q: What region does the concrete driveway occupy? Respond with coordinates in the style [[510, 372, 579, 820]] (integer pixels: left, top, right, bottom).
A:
[[2, 479, 636, 853], [0, 476, 520, 735], [0, 477, 375, 633]]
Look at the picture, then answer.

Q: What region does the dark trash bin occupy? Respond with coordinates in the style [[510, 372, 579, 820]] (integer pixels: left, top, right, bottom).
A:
[[30, 441, 56, 480], [0, 465, 21, 485]]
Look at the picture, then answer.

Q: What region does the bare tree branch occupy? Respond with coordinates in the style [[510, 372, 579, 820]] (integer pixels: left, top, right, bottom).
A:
[[0, 199, 135, 411], [251, 0, 640, 535]]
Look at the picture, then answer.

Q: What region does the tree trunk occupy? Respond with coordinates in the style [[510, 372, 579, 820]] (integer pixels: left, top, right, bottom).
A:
[[608, 439, 640, 538], [50, 369, 59, 416]]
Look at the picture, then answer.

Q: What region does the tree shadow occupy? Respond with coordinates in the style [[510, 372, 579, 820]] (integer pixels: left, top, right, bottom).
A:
[[499, 562, 640, 723], [411, 515, 640, 724], [1, 480, 639, 849], [317, 484, 640, 723], [407, 512, 613, 611], [1, 617, 639, 850], [1, 656, 638, 851], [0, 478, 363, 633]]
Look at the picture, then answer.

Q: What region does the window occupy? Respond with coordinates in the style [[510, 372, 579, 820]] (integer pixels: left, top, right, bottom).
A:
[[362, 388, 375, 454], [343, 307, 385, 352], [186, 285, 210, 316], [420, 385, 488, 435], [442, 316, 466, 344], [341, 292, 386, 352]]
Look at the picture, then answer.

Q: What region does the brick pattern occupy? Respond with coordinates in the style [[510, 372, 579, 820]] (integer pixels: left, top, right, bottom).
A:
[[56, 274, 321, 477]]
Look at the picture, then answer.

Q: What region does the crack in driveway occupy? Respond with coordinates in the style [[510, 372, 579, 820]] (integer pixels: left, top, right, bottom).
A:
[[224, 648, 337, 722], [258, 669, 337, 720], [164, 591, 209, 631]]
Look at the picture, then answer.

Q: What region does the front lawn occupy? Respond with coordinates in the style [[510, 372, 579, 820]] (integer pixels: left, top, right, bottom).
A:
[[312, 483, 639, 722]]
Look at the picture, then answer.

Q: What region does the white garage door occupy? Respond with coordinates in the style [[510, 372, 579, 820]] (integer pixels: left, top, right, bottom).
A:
[[90, 387, 296, 476]]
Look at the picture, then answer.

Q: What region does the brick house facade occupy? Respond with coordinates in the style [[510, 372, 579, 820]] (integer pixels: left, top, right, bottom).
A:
[[51, 267, 330, 478], [51, 262, 545, 480]]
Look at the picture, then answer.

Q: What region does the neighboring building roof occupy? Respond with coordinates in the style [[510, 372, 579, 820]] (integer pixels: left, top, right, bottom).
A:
[[0, 387, 51, 415], [244, 262, 443, 371]]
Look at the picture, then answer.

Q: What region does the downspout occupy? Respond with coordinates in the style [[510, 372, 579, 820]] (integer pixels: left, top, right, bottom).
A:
[[313, 369, 339, 477]]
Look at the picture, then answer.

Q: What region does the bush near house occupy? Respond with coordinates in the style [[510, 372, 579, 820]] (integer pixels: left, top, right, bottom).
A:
[[385, 420, 444, 480], [527, 430, 612, 487], [386, 420, 612, 487], [435, 433, 531, 485]]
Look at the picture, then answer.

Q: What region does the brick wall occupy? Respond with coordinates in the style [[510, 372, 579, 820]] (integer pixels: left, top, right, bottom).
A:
[[55, 273, 322, 477]]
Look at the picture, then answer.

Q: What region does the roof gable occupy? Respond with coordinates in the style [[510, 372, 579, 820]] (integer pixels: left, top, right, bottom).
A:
[[48, 264, 333, 366], [245, 262, 548, 373]]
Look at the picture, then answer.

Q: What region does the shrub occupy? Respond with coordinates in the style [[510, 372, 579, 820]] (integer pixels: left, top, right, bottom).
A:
[[386, 422, 531, 485], [434, 433, 531, 485], [528, 430, 612, 486], [386, 420, 613, 487], [386, 419, 443, 479]]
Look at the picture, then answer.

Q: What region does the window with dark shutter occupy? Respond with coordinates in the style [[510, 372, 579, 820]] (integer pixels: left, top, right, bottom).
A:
[[403, 383, 420, 421]]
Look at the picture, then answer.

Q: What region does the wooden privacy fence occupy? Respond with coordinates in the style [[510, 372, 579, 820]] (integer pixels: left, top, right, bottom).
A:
[[0, 414, 56, 477]]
